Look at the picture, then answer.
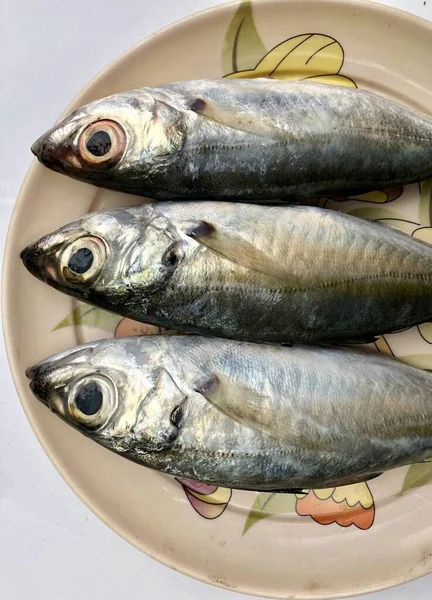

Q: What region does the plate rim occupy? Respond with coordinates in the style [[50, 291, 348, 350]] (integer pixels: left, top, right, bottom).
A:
[[3, 1, 432, 598]]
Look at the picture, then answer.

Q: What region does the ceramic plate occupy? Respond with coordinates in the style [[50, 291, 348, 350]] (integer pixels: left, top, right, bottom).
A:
[[4, 0, 432, 598]]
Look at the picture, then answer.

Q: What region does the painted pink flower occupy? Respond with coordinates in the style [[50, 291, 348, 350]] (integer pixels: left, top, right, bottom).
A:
[[177, 479, 232, 520]]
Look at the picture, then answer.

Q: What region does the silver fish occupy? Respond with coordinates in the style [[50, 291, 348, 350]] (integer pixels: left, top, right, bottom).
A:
[[26, 336, 432, 491], [21, 202, 432, 344], [31, 79, 432, 200]]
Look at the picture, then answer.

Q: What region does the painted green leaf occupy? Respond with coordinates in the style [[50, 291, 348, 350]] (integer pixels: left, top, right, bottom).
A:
[[222, 0, 266, 75], [397, 354, 432, 370], [400, 463, 432, 496], [419, 179, 432, 227], [53, 304, 121, 333], [347, 207, 405, 221], [243, 492, 297, 535]]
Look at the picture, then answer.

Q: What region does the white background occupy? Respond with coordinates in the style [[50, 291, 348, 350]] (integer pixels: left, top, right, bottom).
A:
[[1, 0, 432, 598]]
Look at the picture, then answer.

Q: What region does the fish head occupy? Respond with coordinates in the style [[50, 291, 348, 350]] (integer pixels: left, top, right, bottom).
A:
[[26, 338, 188, 456], [20, 206, 188, 314], [31, 91, 186, 192]]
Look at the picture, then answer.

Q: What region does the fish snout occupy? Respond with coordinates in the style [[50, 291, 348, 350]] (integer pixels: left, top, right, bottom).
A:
[[31, 128, 58, 167], [31, 134, 45, 160], [20, 242, 48, 281], [31, 116, 83, 171], [26, 363, 54, 407], [26, 358, 76, 412]]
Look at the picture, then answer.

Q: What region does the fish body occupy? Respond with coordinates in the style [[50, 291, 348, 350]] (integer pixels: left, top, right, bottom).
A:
[[21, 202, 432, 344], [31, 79, 432, 200], [27, 336, 432, 491]]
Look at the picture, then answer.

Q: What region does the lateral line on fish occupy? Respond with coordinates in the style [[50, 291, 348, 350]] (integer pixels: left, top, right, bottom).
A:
[[338, 127, 432, 142], [184, 267, 432, 295], [292, 270, 432, 293], [175, 444, 295, 458], [189, 109, 431, 143]]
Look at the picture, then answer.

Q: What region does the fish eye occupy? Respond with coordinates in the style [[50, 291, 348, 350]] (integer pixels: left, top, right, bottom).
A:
[[78, 119, 126, 167], [68, 247, 94, 274], [75, 381, 103, 415], [68, 374, 117, 428], [59, 236, 107, 285], [86, 130, 111, 157]]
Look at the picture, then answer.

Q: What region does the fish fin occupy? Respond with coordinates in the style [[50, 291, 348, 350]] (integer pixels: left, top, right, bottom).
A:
[[193, 372, 305, 446], [189, 96, 287, 140], [186, 220, 216, 239], [192, 372, 219, 395], [186, 220, 317, 288]]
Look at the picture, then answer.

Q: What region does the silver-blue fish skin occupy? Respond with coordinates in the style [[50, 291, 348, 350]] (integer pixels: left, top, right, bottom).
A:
[[26, 336, 432, 491], [31, 79, 432, 200], [20, 202, 432, 344]]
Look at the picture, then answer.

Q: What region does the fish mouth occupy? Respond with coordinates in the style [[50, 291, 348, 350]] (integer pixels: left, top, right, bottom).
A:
[[31, 115, 84, 171], [31, 134, 45, 159], [31, 126, 59, 167], [26, 346, 97, 411], [20, 242, 47, 281], [26, 364, 50, 407], [28, 380, 48, 406], [26, 346, 96, 389], [31, 132, 68, 172]]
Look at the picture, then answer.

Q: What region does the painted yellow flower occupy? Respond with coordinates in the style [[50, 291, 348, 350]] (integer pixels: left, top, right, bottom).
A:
[[226, 33, 356, 88], [295, 482, 375, 530]]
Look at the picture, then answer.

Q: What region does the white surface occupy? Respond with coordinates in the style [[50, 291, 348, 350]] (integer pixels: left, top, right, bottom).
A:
[[1, 0, 432, 598]]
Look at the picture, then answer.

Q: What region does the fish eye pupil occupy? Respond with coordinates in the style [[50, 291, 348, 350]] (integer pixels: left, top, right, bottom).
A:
[[75, 381, 103, 415], [86, 130, 112, 157], [68, 248, 94, 274]]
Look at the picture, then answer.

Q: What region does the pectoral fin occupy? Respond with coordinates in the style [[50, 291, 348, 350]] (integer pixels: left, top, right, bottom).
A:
[[193, 372, 304, 445], [186, 220, 317, 289], [189, 96, 288, 139]]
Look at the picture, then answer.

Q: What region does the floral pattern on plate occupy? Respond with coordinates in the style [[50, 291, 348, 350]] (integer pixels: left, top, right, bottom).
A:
[[52, 0, 432, 532]]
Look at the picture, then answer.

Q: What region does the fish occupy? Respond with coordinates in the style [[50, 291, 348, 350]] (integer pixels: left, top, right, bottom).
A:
[[26, 335, 432, 491], [31, 79, 432, 201], [20, 202, 432, 345]]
